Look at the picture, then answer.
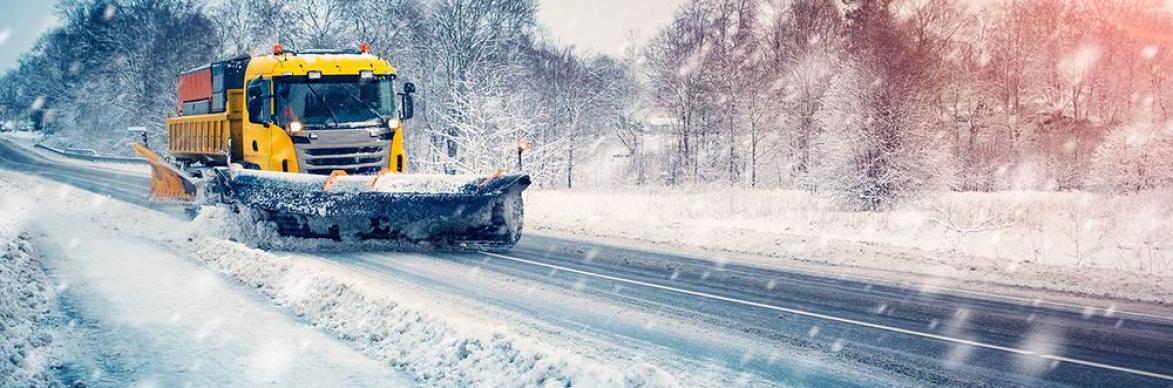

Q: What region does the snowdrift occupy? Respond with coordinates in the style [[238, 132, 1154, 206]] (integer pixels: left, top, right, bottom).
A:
[[0, 200, 61, 387]]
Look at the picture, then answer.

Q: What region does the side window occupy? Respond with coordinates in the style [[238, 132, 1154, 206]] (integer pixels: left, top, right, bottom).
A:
[[246, 78, 270, 124], [211, 64, 225, 113]]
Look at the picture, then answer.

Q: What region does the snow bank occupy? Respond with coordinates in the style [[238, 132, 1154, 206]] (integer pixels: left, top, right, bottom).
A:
[[188, 208, 676, 386], [0, 197, 61, 387], [1, 131, 45, 141], [525, 188, 1173, 303]]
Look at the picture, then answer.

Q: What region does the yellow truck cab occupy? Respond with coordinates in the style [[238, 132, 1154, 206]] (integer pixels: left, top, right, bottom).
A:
[[167, 44, 414, 175]]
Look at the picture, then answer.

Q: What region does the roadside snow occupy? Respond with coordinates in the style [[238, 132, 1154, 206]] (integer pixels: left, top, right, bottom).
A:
[[0, 173, 411, 386], [0, 170, 679, 387], [1, 130, 44, 141], [190, 206, 678, 387], [525, 189, 1173, 304], [0, 196, 61, 387]]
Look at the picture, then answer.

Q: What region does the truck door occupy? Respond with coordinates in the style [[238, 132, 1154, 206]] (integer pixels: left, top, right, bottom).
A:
[[244, 77, 272, 169]]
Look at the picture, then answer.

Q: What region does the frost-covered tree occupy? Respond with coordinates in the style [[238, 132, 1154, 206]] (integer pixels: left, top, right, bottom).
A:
[[809, 62, 955, 209], [805, 0, 956, 210], [644, 0, 716, 184], [407, 0, 538, 174], [1086, 123, 1173, 193], [7, 0, 218, 152]]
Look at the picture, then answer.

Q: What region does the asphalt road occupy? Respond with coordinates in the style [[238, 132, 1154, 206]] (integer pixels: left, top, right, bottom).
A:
[[2, 138, 1171, 387]]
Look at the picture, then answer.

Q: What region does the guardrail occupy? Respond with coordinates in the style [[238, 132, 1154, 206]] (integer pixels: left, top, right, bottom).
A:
[[34, 143, 148, 165]]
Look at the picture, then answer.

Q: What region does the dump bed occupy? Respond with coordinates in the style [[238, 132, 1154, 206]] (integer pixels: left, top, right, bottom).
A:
[[168, 56, 250, 164]]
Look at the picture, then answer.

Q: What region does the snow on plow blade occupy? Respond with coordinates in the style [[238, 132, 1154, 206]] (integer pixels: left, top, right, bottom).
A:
[[221, 170, 531, 250]]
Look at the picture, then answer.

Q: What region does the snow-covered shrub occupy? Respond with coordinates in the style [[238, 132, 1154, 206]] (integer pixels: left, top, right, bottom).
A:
[[1085, 122, 1173, 193]]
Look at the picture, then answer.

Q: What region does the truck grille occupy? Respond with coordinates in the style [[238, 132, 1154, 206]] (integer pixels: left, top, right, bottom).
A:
[[306, 156, 383, 166], [298, 144, 388, 175], [305, 146, 383, 156], [305, 167, 383, 175]]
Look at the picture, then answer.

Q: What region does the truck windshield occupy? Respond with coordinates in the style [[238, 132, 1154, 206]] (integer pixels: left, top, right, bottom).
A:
[[274, 74, 396, 128]]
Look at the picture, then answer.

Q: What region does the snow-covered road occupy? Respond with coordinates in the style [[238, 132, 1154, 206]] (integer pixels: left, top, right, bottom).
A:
[[3, 137, 1173, 387]]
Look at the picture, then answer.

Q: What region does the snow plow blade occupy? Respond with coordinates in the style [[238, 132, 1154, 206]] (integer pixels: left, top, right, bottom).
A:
[[133, 143, 199, 203], [220, 169, 531, 251]]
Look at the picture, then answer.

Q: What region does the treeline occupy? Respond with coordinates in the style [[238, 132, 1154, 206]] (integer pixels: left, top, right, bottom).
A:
[[636, 0, 1173, 208], [2, 0, 1173, 208]]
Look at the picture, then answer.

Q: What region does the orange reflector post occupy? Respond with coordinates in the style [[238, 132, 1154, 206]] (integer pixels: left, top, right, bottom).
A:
[[323, 170, 348, 190], [478, 168, 505, 189], [368, 168, 391, 190]]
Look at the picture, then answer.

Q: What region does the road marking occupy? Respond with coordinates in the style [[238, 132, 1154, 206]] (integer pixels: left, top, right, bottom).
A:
[[712, 258, 1168, 322], [529, 232, 1169, 322], [483, 252, 1173, 382]]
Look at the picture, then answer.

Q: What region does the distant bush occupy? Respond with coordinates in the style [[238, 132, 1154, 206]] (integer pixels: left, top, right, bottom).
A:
[[1086, 123, 1173, 194]]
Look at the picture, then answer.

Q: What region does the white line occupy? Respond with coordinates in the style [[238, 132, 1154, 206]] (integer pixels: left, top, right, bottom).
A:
[[716, 260, 1168, 322], [531, 232, 1168, 321], [483, 252, 1173, 381], [910, 284, 1167, 321]]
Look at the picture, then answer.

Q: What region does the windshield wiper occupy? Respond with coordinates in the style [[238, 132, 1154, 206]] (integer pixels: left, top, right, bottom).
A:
[[302, 82, 341, 128], [344, 91, 389, 125]]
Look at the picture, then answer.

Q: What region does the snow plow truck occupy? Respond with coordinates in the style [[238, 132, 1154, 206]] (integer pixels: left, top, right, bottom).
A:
[[133, 44, 530, 251]]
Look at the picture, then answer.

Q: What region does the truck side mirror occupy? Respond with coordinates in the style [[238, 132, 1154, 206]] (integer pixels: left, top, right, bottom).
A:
[[399, 82, 416, 120], [400, 94, 415, 120]]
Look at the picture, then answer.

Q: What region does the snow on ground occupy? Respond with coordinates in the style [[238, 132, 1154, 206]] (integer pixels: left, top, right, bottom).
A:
[[0, 173, 412, 386], [1, 130, 44, 141], [0, 195, 60, 387], [189, 206, 678, 387], [0, 170, 678, 387], [524, 188, 1173, 304]]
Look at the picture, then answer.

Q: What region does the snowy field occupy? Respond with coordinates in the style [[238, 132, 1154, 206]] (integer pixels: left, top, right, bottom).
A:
[[526, 188, 1173, 304]]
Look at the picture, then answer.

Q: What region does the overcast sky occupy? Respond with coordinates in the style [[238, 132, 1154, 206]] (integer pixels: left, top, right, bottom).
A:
[[0, 1, 57, 72], [536, 0, 686, 56], [0, 1, 691, 72], [0, 0, 686, 72]]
